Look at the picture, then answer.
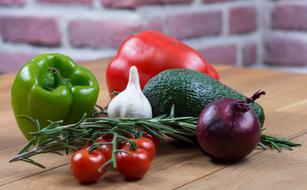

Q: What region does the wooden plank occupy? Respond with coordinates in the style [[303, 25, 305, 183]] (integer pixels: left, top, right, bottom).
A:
[[1, 110, 305, 189], [221, 69, 307, 99], [0, 60, 306, 189], [0, 143, 202, 189], [177, 132, 307, 190], [3, 109, 306, 190]]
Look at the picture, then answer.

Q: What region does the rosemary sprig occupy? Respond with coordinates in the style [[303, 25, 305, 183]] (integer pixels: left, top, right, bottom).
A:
[[10, 114, 197, 168], [259, 134, 301, 152], [9, 114, 300, 168]]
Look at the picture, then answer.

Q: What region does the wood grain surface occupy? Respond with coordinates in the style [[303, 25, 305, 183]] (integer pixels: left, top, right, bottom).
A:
[[0, 59, 306, 190]]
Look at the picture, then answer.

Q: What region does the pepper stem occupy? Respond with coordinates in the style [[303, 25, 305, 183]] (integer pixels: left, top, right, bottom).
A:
[[43, 67, 71, 90]]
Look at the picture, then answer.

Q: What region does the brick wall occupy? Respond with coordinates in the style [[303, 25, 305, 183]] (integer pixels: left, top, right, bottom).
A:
[[0, 0, 306, 73], [264, 1, 307, 72]]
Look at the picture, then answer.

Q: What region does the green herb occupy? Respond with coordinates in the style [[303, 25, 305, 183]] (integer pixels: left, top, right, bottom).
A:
[[10, 112, 300, 168], [259, 129, 301, 152], [10, 114, 197, 168]]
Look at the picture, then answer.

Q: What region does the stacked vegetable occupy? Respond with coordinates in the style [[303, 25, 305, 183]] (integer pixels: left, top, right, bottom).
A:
[[10, 31, 300, 185]]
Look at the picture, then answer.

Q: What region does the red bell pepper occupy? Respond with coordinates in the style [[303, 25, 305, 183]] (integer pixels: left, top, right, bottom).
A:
[[106, 31, 219, 94]]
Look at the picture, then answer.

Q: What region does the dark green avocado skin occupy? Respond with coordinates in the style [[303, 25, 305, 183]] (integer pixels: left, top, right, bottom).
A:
[[143, 69, 265, 126]]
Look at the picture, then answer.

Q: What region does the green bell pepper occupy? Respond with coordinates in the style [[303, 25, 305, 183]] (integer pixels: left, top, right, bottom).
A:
[[11, 53, 99, 140]]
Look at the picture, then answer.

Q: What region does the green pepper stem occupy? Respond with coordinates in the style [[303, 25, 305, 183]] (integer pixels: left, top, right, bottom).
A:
[[43, 67, 71, 90]]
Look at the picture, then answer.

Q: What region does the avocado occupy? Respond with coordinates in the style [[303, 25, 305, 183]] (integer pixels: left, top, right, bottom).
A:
[[143, 69, 265, 126]]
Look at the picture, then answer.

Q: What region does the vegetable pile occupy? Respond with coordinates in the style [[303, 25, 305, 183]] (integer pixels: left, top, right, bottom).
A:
[[9, 31, 300, 185]]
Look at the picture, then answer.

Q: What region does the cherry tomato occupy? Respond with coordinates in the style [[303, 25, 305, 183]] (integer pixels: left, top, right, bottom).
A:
[[96, 137, 113, 161], [70, 148, 106, 184], [116, 145, 151, 180], [99, 134, 113, 142], [129, 137, 156, 161], [144, 133, 161, 147]]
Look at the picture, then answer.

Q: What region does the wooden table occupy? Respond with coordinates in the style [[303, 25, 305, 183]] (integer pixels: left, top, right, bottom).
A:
[[1, 59, 307, 190]]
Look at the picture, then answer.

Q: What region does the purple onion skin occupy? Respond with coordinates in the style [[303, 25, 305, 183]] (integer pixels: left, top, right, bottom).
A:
[[196, 98, 260, 162]]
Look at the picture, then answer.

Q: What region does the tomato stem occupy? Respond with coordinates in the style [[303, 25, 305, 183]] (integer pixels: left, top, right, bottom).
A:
[[96, 132, 136, 172]]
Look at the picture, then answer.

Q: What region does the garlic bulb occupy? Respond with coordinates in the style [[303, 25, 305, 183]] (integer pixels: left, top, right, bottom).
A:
[[107, 66, 152, 118]]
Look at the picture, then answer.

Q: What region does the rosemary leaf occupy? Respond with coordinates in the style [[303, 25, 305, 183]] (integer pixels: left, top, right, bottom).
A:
[[20, 158, 46, 169], [17, 138, 36, 155]]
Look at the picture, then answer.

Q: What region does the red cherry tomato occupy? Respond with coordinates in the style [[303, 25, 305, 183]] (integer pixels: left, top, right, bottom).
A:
[[96, 137, 113, 161], [70, 148, 107, 184], [144, 133, 161, 147], [116, 145, 151, 180], [99, 134, 113, 142], [129, 137, 156, 161]]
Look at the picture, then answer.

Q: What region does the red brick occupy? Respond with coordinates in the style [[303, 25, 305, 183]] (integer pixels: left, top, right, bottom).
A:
[[264, 37, 307, 66], [199, 44, 237, 65], [101, 0, 192, 9], [242, 43, 257, 66], [203, 0, 231, 3], [0, 51, 35, 73], [167, 11, 222, 39], [38, 0, 92, 6], [68, 19, 163, 49], [0, 0, 24, 6], [0, 16, 60, 47], [272, 5, 307, 31], [229, 6, 257, 34]]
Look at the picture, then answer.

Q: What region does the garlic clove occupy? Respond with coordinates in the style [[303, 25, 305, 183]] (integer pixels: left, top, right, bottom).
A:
[[107, 66, 152, 118]]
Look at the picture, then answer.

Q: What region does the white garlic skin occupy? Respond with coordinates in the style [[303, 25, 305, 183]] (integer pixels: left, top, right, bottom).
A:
[[107, 66, 152, 118]]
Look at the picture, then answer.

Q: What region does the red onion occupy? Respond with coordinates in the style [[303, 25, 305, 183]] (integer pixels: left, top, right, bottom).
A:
[[196, 91, 265, 162]]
